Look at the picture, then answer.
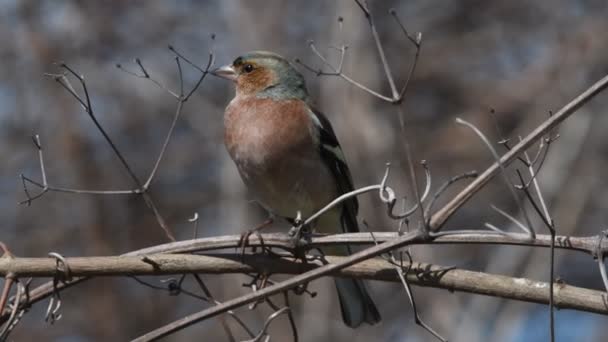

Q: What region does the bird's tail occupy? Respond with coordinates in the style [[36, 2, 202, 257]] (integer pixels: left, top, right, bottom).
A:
[[323, 241, 381, 327], [334, 275, 381, 328], [316, 207, 381, 327], [338, 201, 381, 327]]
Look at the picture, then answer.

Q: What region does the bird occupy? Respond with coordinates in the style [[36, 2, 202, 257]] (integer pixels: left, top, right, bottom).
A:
[[214, 51, 381, 328]]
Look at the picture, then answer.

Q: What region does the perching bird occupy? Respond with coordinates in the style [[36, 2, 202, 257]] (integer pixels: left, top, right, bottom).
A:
[[215, 51, 381, 328]]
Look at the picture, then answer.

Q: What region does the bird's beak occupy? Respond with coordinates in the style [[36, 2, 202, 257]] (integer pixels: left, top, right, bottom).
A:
[[212, 64, 237, 82]]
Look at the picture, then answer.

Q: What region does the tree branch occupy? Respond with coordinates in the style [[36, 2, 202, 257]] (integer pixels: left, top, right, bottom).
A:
[[0, 253, 604, 317], [134, 232, 606, 256], [2, 230, 605, 325]]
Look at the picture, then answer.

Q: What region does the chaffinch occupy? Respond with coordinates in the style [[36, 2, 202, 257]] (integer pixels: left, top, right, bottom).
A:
[[215, 51, 381, 328]]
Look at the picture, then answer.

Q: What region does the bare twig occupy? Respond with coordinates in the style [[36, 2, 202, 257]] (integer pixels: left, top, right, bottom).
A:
[[243, 307, 290, 342], [116, 58, 180, 98], [489, 204, 532, 236], [297, 4, 421, 104], [55, 64, 143, 188], [0, 280, 24, 340], [455, 117, 535, 238], [428, 72, 608, 231], [424, 171, 478, 222], [19, 135, 139, 206], [131, 273, 246, 342], [388, 8, 422, 101], [519, 148, 557, 342], [385, 161, 432, 220], [390, 250, 446, 341], [25, 44, 215, 242], [597, 232, 608, 294], [354, 0, 398, 99], [0, 274, 15, 318], [38, 64, 177, 240], [142, 46, 215, 190], [281, 291, 298, 342]]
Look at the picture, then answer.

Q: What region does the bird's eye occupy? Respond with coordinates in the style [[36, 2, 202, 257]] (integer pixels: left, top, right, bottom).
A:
[[243, 64, 254, 73]]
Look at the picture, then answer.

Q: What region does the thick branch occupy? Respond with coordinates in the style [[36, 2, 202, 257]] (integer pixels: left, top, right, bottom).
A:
[[0, 254, 603, 316], [134, 232, 605, 256], [2, 231, 605, 325]]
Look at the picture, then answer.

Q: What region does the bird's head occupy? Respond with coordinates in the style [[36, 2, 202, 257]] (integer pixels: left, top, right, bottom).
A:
[[214, 51, 308, 100]]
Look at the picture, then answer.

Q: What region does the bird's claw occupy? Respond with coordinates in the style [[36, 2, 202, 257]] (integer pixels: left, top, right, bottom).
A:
[[238, 217, 274, 259], [238, 229, 266, 259], [287, 224, 312, 251]]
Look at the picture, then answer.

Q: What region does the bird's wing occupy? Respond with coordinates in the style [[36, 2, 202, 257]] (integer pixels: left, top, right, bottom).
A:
[[309, 106, 360, 233]]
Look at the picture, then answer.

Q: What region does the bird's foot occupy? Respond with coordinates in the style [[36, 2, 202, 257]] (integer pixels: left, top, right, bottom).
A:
[[238, 217, 274, 258], [287, 224, 312, 252]]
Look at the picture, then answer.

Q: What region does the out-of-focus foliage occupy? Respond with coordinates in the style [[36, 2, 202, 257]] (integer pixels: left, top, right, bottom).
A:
[[1, 1, 607, 341]]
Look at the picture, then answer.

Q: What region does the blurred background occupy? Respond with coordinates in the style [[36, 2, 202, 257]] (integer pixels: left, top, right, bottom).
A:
[[1, 0, 608, 341]]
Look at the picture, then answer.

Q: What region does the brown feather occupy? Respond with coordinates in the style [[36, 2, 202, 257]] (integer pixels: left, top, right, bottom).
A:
[[224, 96, 339, 221], [235, 63, 277, 95]]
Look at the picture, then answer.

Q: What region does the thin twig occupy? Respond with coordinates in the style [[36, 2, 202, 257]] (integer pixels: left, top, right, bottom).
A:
[[455, 117, 535, 238], [354, 0, 399, 99], [429, 73, 608, 230], [389, 8, 422, 101], [598, 252, 608, 294], [59, 64, 143, 188], [295, 42, 394, 103], [0, 280, 23, 340], [387, 161, 432, 220], [282, 291, 298, 342], [243, 307, 290, 342], [42, 63, 179, 240], [390, 251, 446, 341], [0, 274, 15, 318], [520, 148, 557, 342], [489, 204, 532, 236], [597, 232, 608, 294], [424, 171, 478, 223], [142, 49, 214, 190]]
